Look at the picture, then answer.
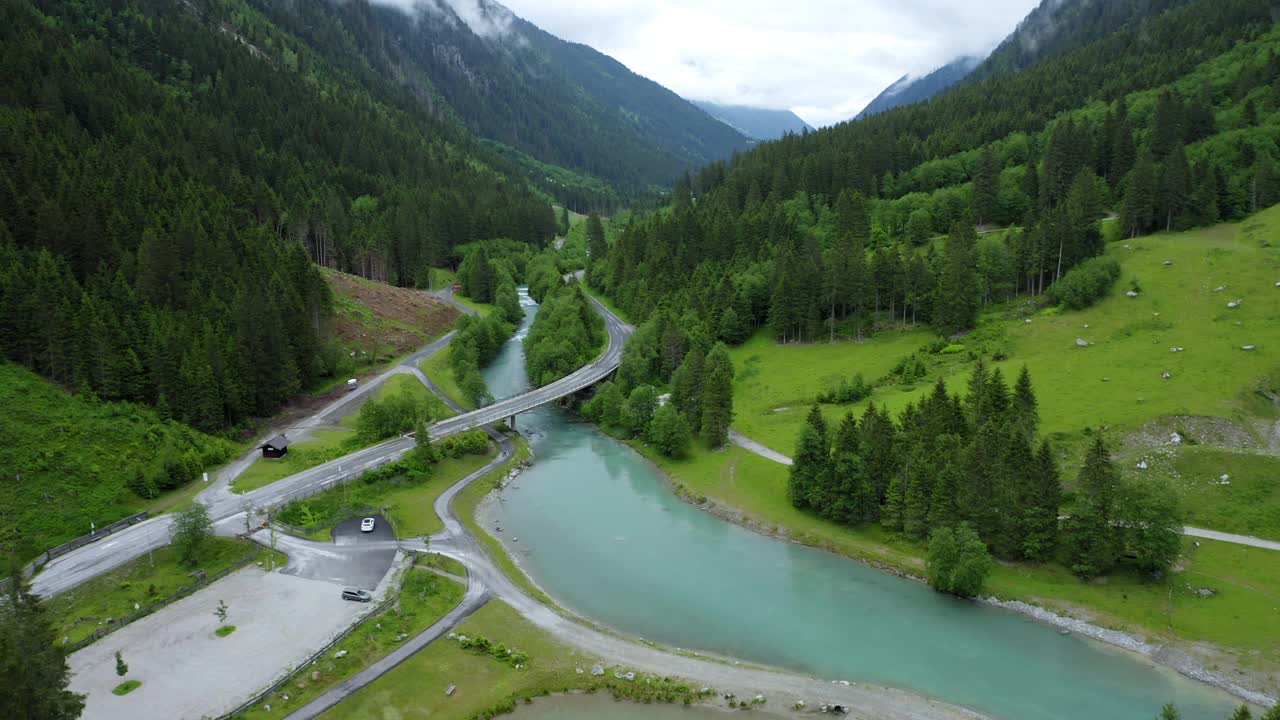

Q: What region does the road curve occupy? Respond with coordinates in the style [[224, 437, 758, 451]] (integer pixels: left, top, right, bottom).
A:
[[31, 289, 629, 597]]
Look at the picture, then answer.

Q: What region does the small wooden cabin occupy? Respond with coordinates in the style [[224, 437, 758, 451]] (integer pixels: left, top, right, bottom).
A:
[[260, 434, 290, 459]]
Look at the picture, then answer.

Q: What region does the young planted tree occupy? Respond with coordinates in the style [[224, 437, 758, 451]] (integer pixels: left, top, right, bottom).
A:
[[215, 600, 229, 624], [171, 502, 213, 568], [115, 651, 128, 678]]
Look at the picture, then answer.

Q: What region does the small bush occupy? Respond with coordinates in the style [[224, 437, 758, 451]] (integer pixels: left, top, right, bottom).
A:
[[816, 373, 872, 404], [215, 625, 236, 637], [1048, 257, 1122, 310], [112, 680, 142, 696]]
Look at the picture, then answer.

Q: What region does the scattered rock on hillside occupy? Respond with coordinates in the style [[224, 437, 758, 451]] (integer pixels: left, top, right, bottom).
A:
[[1243, 345, 1257, 351], [1161, 372, 1172, 379], [1137, 460, 1148, 470], [1075, 338, 1090, 347], [1126, 290, 1139, 298], [1214, 285, 1226, 292], [1163, 260, 1174, 266], [1227, 300, 1241, 308], [1170, 432, 1182, 445], [592, 663, 604, 676]]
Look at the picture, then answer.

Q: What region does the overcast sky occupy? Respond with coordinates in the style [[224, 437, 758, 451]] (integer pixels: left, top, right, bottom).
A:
[[498, 0, 1041, 127]]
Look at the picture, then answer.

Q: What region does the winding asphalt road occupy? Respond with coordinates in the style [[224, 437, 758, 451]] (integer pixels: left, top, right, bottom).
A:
[[31, 288, 631, 599]]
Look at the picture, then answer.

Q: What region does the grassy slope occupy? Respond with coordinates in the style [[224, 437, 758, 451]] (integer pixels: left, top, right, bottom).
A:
[[45, 537, 257, 646], [732, 212, 1280, 456], [242, 569, 466, 720], [370, 452, 494, 538], [0, 362, 236, 565], [323, 599, 706, 720], [420, 348, 475, 411]]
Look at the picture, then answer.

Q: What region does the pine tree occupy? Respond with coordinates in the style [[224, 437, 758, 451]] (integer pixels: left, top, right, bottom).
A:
[[1150, 90, 1185, 158], [1009, 365, 1039, 442], [1158, 144, 1191, 231], [670, 346, 705, 432], [0, 576, 86, 719], [971, 145, 1000, 226], [1021, 441, 1061, 562], [830, 412, 876, 524], [935, 221, 980, 335], [902, 444, 934, 539], [1119, 149, 1157, 238], [927, 436, 964, 530], [586, 213, 607, 264], [860, 403, 899, 502], [789, 405, 831, 511], [1068, 433, 1122, 579], [699, 343, 734, 447]]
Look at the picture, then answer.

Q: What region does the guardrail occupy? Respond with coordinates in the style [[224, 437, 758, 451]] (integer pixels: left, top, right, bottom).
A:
[[3, 511, 151, 593]]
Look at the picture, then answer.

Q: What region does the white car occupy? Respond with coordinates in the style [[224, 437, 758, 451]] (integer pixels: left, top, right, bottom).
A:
[[360, 517, 376, 533]]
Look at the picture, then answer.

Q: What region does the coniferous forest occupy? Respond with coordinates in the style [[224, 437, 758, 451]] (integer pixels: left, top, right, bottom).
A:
[[589, 0, 1280, 347], [0, 0, 556, 430]]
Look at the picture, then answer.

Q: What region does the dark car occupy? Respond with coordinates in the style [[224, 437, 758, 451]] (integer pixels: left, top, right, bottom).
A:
[[341, 588, 373, 602]]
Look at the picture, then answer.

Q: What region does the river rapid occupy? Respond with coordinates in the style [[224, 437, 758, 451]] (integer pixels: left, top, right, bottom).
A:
[[482, 289, 1245, 720]]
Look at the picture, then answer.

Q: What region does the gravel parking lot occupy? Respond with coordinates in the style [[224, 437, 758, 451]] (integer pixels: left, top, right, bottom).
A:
[[69, 567, 369, 720]]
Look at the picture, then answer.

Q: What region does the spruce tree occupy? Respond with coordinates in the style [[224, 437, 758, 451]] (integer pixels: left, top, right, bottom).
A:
[[935, 221, 980, 335], [1158, 144, 1191, 231], [1120, 149, 1157, 238], [1009, 365, 1039, 442], [902, 444, 934, 539], [789, 405, 831, 511], [699, 343, 735, 447], [927, 436, 964, 531], [860, 404, 899, 502], [1068, 433, 1122, 579], [1021, 441, 1062, 562], [670, 346, 705, 433], [647, 403, 692, 458], [971, 145, 1000, 226], [0, 576, 86, 719], [830, 412, 876, 524]]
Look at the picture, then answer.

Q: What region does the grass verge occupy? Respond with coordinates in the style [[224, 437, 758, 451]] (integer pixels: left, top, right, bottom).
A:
[[112, 680, 141, 696], [322, 600, 710, 720], [238, 568, 467, 720], [421, 347, 475, 411], [422, 552, 467, 577], [231, 429, 361, 494], [45, 538, 256, 647], [216, 625, 236, 637]]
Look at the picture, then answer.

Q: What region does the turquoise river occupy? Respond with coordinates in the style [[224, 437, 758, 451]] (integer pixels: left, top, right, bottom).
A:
[[482, 290, 1245, 720]]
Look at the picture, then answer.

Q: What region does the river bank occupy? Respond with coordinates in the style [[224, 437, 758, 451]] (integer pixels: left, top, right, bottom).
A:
[[617, 436, 1277, 710]]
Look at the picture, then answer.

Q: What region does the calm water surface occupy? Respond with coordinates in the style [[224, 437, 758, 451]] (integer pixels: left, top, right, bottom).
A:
[[483, 289, 1243, 720]]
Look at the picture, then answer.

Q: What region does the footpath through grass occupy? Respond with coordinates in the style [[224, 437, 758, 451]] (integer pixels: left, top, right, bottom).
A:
[[44, 537, 258, 647], [239, 567, 466, 720]]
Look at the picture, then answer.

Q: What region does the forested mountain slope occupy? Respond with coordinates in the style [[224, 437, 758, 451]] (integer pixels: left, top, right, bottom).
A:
[[855, 56, 981, 119], [588, 0, 1280, 350], [0, 0, 556, 431], [269, 0, 752, 201]]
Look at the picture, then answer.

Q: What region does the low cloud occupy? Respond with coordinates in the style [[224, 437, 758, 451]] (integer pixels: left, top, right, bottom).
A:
[[498, 0, 1039, 127]]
